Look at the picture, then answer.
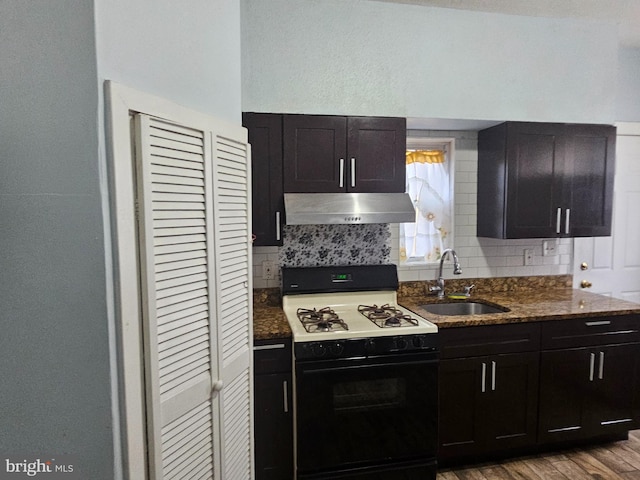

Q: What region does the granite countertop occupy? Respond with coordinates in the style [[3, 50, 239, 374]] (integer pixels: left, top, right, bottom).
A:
[[252, 277, 640, 340], [253, 305, 291, 341], [399, 288, 640, 329]]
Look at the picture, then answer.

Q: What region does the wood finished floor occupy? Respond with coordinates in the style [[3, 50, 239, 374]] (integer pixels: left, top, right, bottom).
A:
[[437, 430, 640, 480]]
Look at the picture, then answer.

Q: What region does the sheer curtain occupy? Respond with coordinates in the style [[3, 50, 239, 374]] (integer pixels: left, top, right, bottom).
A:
[[400, 149, 452, 263]]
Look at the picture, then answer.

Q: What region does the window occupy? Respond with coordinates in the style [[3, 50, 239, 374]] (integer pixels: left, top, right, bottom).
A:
[[400, 138, 454, 264]]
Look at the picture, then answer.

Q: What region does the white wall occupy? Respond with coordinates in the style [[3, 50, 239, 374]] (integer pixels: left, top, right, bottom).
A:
[[241, 0, 618, 123], [617, 47, 640, 121]]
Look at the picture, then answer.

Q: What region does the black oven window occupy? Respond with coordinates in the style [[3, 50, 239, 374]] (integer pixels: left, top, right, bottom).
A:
[[333, 378, 406, 412]]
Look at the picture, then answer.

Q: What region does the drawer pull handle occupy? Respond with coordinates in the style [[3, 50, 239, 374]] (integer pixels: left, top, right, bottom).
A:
[[275, 211, 281, 241], [598, 351, 605, 380], [339, 158, 345, 188], [254, 343, 286, 351], [556, 208, 562, 234], [602, 419, 632, 426], [565, 208, 571, 235], [589, 353, 595, 381], [585, 320, 611, 327]]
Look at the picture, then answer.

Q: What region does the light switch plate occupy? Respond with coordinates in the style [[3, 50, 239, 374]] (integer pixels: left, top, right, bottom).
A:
[[524, 249, 534, 266]]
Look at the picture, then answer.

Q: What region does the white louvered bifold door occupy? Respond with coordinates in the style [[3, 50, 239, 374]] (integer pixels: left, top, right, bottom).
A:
[[134, 114, 219, 480], [211, 128, 254, 480]]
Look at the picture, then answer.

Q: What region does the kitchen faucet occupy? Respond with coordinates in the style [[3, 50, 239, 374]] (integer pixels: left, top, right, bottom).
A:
[[430, 248, 462, 298]]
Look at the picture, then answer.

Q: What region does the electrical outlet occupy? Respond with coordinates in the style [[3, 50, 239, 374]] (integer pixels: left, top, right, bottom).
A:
[[543, 240, 557, 256], [262, 260, 275, 280], [524, 249, 534, 266]]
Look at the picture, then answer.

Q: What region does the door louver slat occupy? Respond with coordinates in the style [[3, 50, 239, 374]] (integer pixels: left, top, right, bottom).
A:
[[154, 264, 207, 283], [222, 369, 251, 478], [160, 401, 213, 479], [157, 307, 207, 332]]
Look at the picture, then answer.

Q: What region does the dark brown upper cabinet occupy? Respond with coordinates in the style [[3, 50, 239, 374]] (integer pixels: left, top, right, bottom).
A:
[[283, 115, 406, 193], [242, 112, 284, 246], [477, 122, 615, 239]]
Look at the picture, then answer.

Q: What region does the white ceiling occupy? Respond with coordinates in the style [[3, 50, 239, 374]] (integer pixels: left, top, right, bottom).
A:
[[375, 0, 640, 47]]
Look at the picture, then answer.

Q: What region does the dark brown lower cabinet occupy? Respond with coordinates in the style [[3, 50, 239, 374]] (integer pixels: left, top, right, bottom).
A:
[[538, 343, 640, 444], [439, 352, 539, 461], [254, 339, 293, 480], [438, 324, 541, 463], [438, 315, 640, 465]]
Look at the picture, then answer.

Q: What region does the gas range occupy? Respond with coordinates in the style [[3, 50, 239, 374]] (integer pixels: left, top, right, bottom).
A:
[[283, 290, 437, 341], [283, 265, 440, 480], [282, 265, 438, 359]]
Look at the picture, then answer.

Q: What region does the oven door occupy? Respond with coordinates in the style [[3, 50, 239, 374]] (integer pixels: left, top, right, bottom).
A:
[[295, 351, 438, 477]]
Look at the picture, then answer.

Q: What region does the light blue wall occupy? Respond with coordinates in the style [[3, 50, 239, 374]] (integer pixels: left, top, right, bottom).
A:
[[617, 48, 640, 121], [241, 0, 619, 123], [95, 0, 242, 124], [0, 0, 243, 478], [94, 0, 243, 475], [0, 1, 113, 478]]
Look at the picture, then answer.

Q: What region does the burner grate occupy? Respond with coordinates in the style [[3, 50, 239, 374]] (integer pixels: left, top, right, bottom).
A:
[[297, 307, 349, 333], [358, 304, 419, 328]]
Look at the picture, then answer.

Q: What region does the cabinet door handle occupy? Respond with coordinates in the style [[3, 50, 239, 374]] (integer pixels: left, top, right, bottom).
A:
[[598, 351, 605, 380], [481, 362, 487, 393], [589, 352, 595, 381], [565, 208, 571, 235], [283, 380, 289, 413], [556, 207, 562, 234], [339, 158, 345, 188], [350, 157, 356, 188], [275, 211, 281, 241], [491, 361, 496, 391]]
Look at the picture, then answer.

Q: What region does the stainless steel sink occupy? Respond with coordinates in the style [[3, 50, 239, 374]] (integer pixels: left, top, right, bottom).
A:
[[420, 302, 508, 316]]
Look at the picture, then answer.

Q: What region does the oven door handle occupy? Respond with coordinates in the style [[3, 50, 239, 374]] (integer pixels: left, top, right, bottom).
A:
[[297, 357, 438, 375]]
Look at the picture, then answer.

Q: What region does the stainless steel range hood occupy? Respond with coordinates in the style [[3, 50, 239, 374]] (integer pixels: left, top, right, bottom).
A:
[[284, 193, 416, 225]]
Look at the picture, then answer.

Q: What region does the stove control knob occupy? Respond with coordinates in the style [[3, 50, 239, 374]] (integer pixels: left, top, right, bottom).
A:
[[364, 338, 376, 353], [329, 342, 345, 357], [311, 342, 326, 358], [412, 335, 425, 348], [395, 337, 408, 350]]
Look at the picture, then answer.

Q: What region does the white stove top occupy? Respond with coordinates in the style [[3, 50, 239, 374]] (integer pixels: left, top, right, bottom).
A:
[[282, 290, 438, 342]]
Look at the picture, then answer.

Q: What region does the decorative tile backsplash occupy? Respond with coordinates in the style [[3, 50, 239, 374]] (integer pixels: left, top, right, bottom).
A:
[[278, 224, 391, 267]]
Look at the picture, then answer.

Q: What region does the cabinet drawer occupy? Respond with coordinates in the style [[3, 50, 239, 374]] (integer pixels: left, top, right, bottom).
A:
[[254, 339, 292, 374], [541, 315, 640, 350], [440, 323, 541, 359]]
